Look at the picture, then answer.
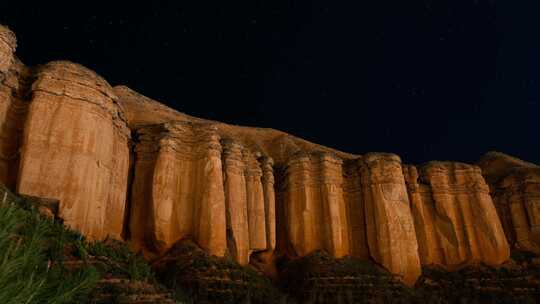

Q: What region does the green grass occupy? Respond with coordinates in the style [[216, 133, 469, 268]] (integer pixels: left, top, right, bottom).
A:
[[0, 195, 99, 304], [84, 238, 154, 281], [0, 185, 160, 303]]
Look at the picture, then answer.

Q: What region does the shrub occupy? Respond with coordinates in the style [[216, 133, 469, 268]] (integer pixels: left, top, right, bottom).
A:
[[0, 202, 99, 304]]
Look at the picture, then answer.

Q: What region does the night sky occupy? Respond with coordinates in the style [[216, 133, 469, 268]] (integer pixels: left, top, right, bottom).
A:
[[1, 1, 538, 165]]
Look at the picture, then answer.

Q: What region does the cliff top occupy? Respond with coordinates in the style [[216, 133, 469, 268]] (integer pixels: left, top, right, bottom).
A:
[[114, 85, 359, 166], [478, 151, 540, 184]]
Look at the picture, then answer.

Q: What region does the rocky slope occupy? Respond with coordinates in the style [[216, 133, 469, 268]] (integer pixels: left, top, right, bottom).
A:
[[2, 24, 539, 296]]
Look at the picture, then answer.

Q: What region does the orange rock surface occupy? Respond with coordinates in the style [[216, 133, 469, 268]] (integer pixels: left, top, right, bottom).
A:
[[1, 25, 526, 286], [0, 25, 15, 74], [360, 153, 421, 285], [478, 152, 540, 254], [16, 61, 130, 240], [404, 162, 509, 268], [113, 85, 358, 167], [282, 151, 350, 258], [129, 122, 227, 257], [0, 25, 30, 188]]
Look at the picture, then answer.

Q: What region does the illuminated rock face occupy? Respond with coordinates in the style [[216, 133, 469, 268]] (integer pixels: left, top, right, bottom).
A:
[[0, 25, 15, 74], [478, 152, 540, 254], [280, 152, 422, 285], [0, 26, 29, 189], [129, 122, 227, 257], [360, 153, 421, 285], [16, 61, 130, 240], [343, 159, 369, 259], [222, 139, 275, 264], [282, 152, 350, 259], [129, 123, 276, 262], [404, 162, 509, 269], [2, 24, 524, 286]]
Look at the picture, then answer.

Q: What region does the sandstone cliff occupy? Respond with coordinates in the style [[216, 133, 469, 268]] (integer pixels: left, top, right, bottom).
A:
[[16, 61, 131, 240], [478, 152, 540, 254], [404, 162, 509, 268], [1, 25, 528, 287], [129, 122, 227, 257], [0, 25, 31, 189]]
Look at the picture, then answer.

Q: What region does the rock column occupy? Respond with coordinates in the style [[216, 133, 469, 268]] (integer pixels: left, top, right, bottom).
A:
[[17, 61, 130, 240], [360, 153, 421, 286]]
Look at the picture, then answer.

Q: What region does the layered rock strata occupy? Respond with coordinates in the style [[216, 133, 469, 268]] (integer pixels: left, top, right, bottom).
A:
[[403, 162, 510, 269], [282, 152, 350, 259], [1, 25, 527, 287], [0, 26, 30, 188], [113, 85, 358, 166], [16, 61, 130, 240], [342, 159, 369, 259], [478, 152, 540, 254], [129, 122, 227, 257], [359, 153, 421, 285], [130, 124, 278, 263], [222, 139, 275, 264], [0, 25, 15, 75]]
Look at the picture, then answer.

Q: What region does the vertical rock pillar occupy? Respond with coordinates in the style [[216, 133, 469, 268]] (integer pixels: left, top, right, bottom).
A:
[[195, 129, 227, 256], [360, 153, 421, 286], [222, 140, 250, 264], [284, 152, 350, 258], [261, 156, 276, 251], [0, 25, 30, 189], [318, 152, 349, 258], [244, 150, 267, 252], [343, 159, 369, 258], [130, 122, 226, 257], [17, 61, 131, 240]]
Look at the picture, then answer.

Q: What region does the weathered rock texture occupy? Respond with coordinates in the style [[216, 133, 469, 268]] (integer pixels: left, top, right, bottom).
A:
[[478, 152, 540, 254], [129, 122, 277, 264], [130, 122, 226, 257], [360, 153, 421, 285], [282, 152, 349, 259], [16, 61, 130, 240], [0, 25, 16, 75], [113, 85, 357, 166], [278, 152, 422, 285], [0, 26, 30, 189], [404, 162, 509, 269], [1, 25, 527, 287], [221, 139, 273, 264]]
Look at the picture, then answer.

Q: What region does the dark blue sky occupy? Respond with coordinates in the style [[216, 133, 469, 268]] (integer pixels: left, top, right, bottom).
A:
[[1, 1, 538, 165]]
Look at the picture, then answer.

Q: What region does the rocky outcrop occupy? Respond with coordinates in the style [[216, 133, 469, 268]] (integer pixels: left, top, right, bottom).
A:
[[342, 159, 369, 259], [478, 152, 540, 254], [280, 152, 422, 285], [0, 25, 16, 75], [404, 162, 510, 269], [113, 85, 358, 166], [279, 251, 413, 304], [153, 240, 282, 304], [129, 122, 227, 257], [0, 26, 30, 189], [129, 122, 277, 264], [281, 152, 350, 259], [360, 153, 421, 285], [1, 25, 525, 289], [17, 61, 130, 240], [415, 264, 540, 303], [222, 139, 275, 264]]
